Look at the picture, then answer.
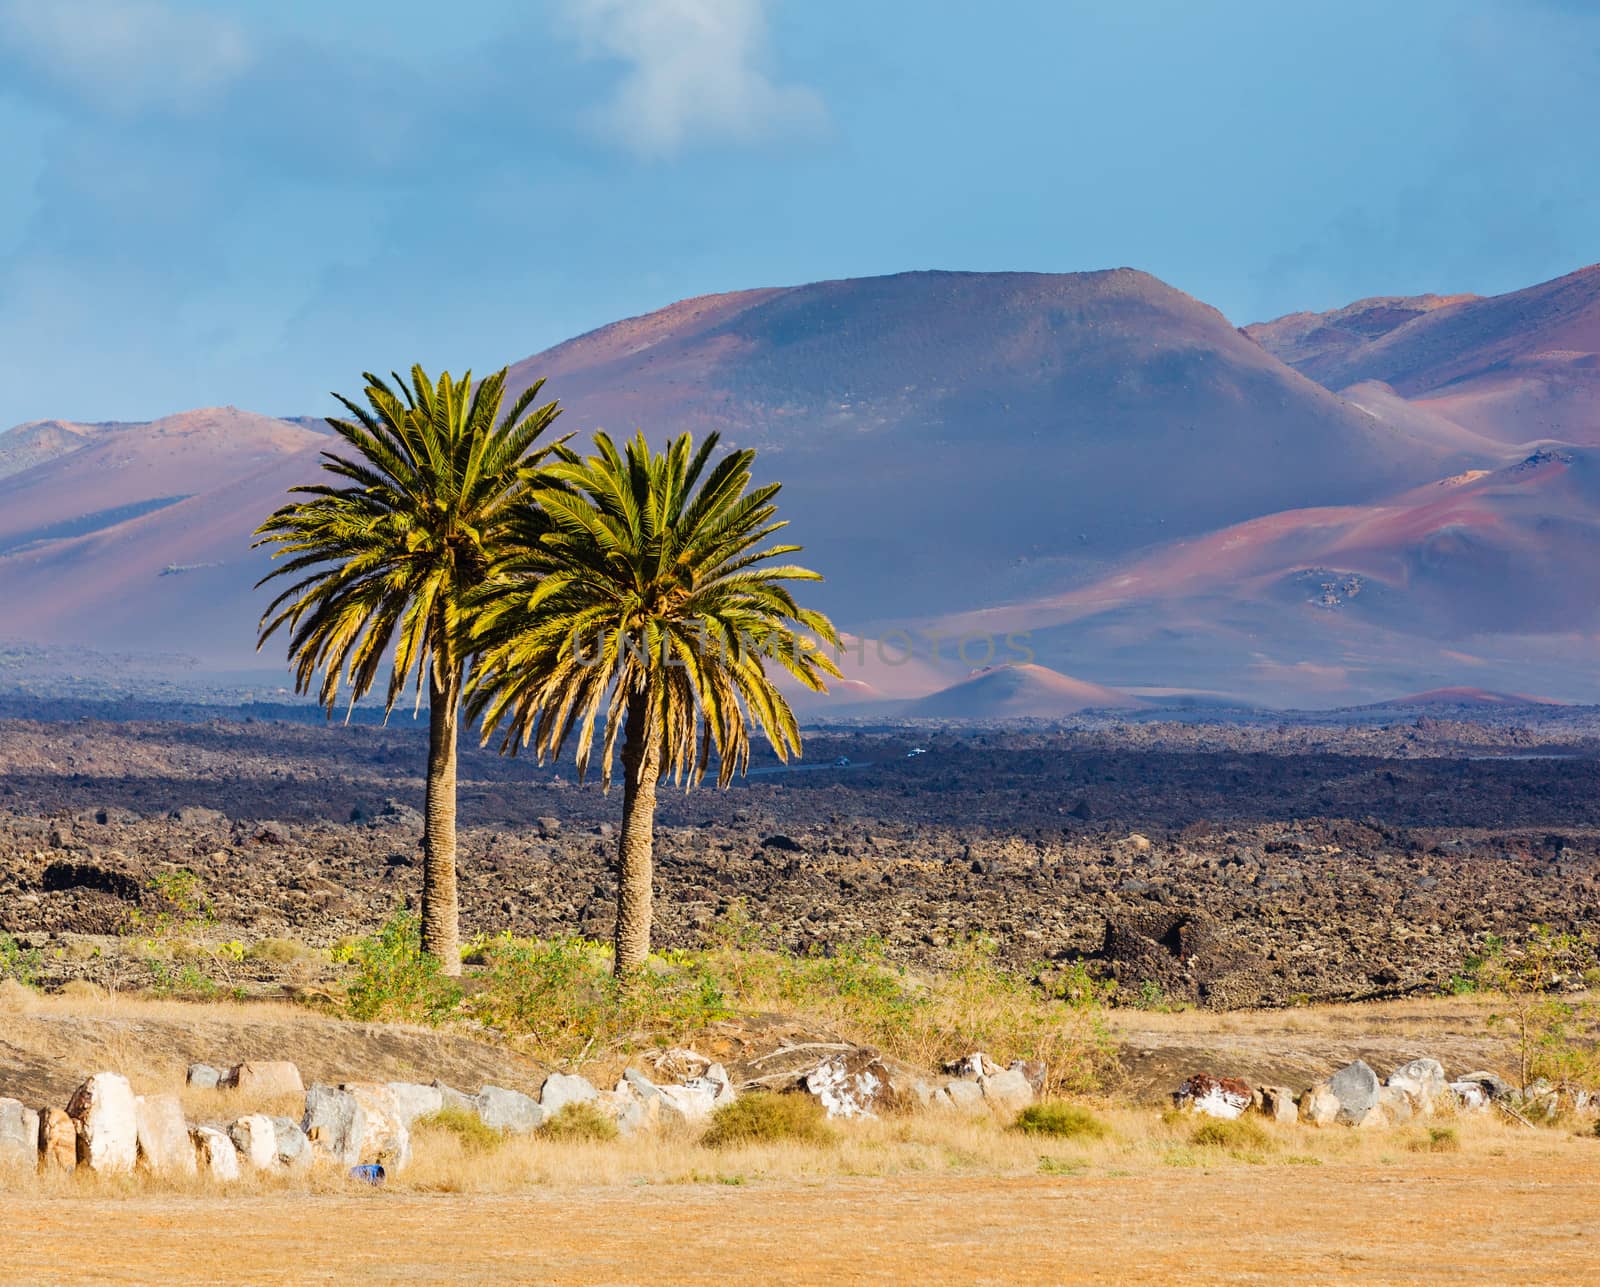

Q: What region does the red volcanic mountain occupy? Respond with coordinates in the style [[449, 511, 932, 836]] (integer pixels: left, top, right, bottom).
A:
[[0, 409, 326, 665], [507, 269, 1484, 629], [5, 265, 1600, 707], [1247, 264, 1600, 445]]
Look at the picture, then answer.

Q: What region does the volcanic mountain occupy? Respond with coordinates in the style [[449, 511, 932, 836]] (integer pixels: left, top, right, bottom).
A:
[[1247, 263, 1600, 445], [504, 269, 1490, 628], [4, 265, 1595, 707]]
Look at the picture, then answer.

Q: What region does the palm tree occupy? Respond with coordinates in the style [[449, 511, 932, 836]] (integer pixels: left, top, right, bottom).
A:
[[468, 431, 839, 976], [255, 366, 565, 974]]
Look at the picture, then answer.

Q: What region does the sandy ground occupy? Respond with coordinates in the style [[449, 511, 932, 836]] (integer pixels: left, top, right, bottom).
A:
[[4, 1153, 1596, 1286]]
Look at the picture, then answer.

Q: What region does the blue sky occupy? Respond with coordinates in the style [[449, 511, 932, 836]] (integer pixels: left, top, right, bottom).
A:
[[1, 0, 1596, 425]]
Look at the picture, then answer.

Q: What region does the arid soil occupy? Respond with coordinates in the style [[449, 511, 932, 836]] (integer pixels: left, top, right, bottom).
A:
[[4, 1157, 1597, 1286], [4, 704, 1600, 1007]]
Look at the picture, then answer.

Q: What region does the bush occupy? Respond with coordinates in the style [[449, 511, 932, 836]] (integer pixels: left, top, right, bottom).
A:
[[415, 1106, 503, 1153], [1190, 1117, 1273, 1151], [701, 1094, 834, 1149], [1410, 1126, 1460, 1153], [1011, 1102, 1110, 1140], [541, 1101, 619, 1143], [338, 912, 463, 1025], [0, 933, 41, 987]]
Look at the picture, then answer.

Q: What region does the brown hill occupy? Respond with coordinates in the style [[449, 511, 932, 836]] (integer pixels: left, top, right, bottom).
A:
[[1248, 264, 1600, 445]]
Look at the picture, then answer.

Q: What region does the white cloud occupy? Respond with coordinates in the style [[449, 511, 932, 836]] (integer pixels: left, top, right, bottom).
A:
[[0, 0, 252, 117], [564, 0, 825, 155]]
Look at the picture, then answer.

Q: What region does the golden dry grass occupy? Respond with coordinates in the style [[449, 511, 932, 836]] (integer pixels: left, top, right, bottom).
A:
[[1, 1119, 1596, 1286]]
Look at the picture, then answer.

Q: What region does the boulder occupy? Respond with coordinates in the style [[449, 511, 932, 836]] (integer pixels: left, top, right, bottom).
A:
[[431, 1080, 477, 1114], [1385, 1058, 1446, 1115], [611, 1085, 662, 1138], [186, 1063, 222, 1090], [191, 1126, 241, 1181], [655, 1083, 719, 1125], [272, 1117, 313, 1170], [38, 1108, 78, 1172], [303, 1084, 411, 1170], [1378, 1084, 1415, 1125], [386, 1082, 444, 1127], [943, 1080, 986, 1113], [683, 1064, 737, 1108], [1298, 1083, 1341, 1126], [1254, 1085, 1299, 1124], [979, 1068, 1036, 1116], [1448, 1081, 1491, 1111], [228, 1114, 279, 1170], [67, 1073, 138, 1174], [797, 1051, 899, 1119], [539, 1073, 600, 1117], [1455, 1070, 1513, 1102], [475, 1085, 543, 1134], [944, 1052, 1004, 1081], [0, 1098, 41, 1169], [135, 1094, 196, 1176], [1172, 1074, 1252, 1120], [1009, 1060, 1048, 1095], [1327, 1060, 1381, 1126], [222, 1061, 304, 1099]]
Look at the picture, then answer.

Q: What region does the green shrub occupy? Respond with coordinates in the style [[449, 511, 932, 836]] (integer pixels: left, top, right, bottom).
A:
[[415, 1106, 503, 1153], [338, 912, 463, 1025], [541, 1101, 619, 1143], [1011, 1101, 1110, 1140], [1410, 1126, 1460, 1153], [701, 1094, 834, 1149], [1190, 1117, 1273, 1151], [0, 934, 41, 987]]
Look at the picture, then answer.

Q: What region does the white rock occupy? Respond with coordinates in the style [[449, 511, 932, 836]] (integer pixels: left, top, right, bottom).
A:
[[475, 1085, 542, 1135], [303, 1083, 411, 1170], [67, 1073, 138, 1174], [978, 1068, 1036, 1115], [943, 1079, 986, 1113], [539, 1073, 600, 1117], [135, 1094, 196, 1176], [222, 1061, 304, 1099], [1448, 1081, 1490, 1111], [228, 1114, 278, 1170], [0, 1097, 41, 1169], [191, 1126, 241, 1181], [1386, 1058, 1446, 1115], [1254, 1085, 1299, 1124], [386, 1082, 444, 1127]]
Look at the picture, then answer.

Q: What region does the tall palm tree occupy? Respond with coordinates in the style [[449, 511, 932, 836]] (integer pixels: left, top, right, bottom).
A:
[[468, 431, 839, 976], [255, 366, 565, 974]]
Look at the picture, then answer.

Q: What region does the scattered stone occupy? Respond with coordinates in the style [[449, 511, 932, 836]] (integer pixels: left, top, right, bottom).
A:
[[475, 1085, 542, 1134], [799, 1051, 899, 1119], [0, 1098, 41, 1169], [186, 1063, 222, 1090], [943, 1080, 986, 1113], [1299, 1083, 1341, 1126], [1172, 1073, 1252, 1120], [1456, 1070, 1513, 1102], [539, 1073, 600, 1117], [1448, 1081, 1491, 1111], [535, 817, 562, 838], [39, 1108, 78, 1172], [1385, 1058, 1446, 1115], [222, 1060, 304, 1099], [1254, 1085, 1299, 1125], [944, 1052, 1004, 1080], [1008, 1060, 1048, 1095], [1327, 1060, 1381, 1126], [761, 834, 805, 852], [303, 1084, 411, 1170], [1377, 1084, 1415, 1125], [191, 1126, 241, 1181], [272, 1117, 313, 1170], [254, 821, 291, 845], [228, 1115, 279, 1170], [386, 1082, 444, 1127], [431, 1080, 477, 1114], [979, 1067, 1036, 1115], [135, 1094, 196, 1176], [67, 1072, 138, 1174]]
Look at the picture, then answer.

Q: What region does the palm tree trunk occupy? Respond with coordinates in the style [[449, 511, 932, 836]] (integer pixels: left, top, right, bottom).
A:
[[614, 690, 660, 978], [422, 669, 462, 976]]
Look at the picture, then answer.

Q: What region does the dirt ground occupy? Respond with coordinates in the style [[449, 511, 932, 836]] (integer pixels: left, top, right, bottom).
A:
[[4, 1154, 1596, 1286]]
